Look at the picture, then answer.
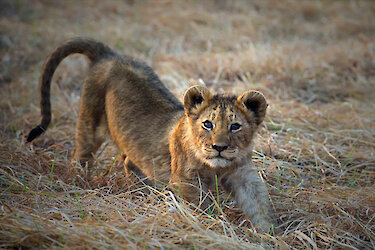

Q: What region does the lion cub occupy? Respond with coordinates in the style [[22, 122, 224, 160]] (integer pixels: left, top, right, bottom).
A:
[[27, 38, 274, 231]]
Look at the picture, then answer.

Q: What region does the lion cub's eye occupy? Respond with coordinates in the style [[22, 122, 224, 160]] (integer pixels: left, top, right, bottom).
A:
[[230, 123, 242, 132], [202, 120, 214, 130]]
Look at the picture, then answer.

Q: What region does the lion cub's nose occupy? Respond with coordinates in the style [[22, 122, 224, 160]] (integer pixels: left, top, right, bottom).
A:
[[212, 145, 228, 152]]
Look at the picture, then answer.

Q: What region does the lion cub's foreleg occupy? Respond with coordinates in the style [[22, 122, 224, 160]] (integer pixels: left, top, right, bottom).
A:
[[123, 156, 145, 178], [221, 165, 273, 232]]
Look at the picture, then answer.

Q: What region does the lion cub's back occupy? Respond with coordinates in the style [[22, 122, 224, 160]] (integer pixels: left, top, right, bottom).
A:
[[103, 56, 184, 179]]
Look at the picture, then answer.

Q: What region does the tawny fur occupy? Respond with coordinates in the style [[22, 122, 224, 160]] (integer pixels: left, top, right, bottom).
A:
[[27, 38, 274, 231]]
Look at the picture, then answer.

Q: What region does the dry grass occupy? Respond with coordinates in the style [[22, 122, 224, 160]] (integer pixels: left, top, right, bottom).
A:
[[1, 0, 375, 248]]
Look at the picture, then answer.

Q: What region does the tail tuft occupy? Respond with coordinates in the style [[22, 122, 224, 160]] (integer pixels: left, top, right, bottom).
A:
[[26, 125, 45, 142]]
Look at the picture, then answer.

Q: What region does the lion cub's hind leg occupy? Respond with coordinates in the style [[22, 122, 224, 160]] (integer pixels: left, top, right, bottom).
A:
[[72, 79, 106, 166]]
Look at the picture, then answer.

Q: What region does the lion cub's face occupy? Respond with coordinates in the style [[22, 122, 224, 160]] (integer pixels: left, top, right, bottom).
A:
[[183, 86, 268, 168]]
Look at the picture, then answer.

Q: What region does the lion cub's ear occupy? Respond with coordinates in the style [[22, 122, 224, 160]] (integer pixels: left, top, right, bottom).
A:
[[183, 85, 213, 116], [236, 90, 268, 125]]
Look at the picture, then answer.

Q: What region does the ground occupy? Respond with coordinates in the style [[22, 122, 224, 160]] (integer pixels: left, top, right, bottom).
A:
[[0, 0, 374, 249]]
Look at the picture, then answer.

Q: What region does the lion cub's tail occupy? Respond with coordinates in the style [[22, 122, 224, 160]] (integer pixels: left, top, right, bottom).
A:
[[26, 38, 116, 142]]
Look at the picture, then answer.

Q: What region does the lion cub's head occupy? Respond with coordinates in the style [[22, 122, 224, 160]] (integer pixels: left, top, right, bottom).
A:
[[183, 85, 267, 168]]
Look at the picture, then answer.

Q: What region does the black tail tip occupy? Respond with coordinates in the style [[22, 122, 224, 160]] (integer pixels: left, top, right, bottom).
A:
[[26, 125, 45, 142]]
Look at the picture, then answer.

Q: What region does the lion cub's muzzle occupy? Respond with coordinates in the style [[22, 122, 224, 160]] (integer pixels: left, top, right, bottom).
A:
[[203, 144, 236, 159], [200, 144, 238, 168]]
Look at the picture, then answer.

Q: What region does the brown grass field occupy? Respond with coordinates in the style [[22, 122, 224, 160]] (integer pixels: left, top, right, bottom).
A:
[[1, 0, 375, 249]]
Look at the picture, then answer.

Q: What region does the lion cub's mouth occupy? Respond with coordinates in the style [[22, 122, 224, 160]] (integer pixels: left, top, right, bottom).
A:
[[210, 151, 236, 160], [210, 154, 230, 160]]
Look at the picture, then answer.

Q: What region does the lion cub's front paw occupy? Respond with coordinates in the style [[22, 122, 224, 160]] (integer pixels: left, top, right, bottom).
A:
[[254, 219, 275, 234]]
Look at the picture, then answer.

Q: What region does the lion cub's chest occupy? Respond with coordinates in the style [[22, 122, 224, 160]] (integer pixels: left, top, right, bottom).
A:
[[195, 165, 234, 189]]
